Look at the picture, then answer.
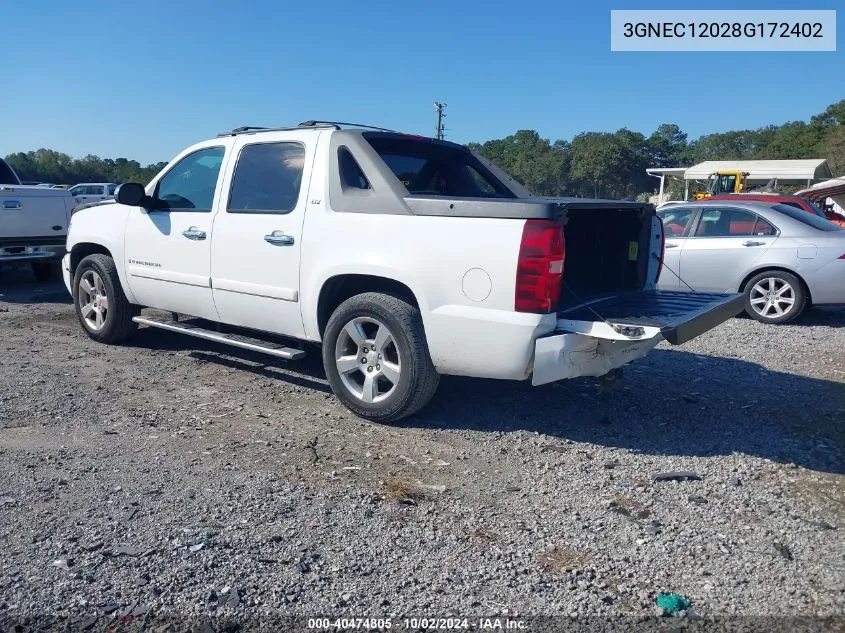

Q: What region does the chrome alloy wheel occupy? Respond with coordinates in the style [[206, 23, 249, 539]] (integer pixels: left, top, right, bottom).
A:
[[334, 317, 401, 403], [749, 277, 795, 318], [78, 270, 109, 331]]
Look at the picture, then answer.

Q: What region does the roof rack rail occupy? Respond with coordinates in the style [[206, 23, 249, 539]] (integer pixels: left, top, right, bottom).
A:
[[217, 121, 397, 138], [298, 120, 398, 133], [217, 123, 337, 137], [230, 126, 269, 134]]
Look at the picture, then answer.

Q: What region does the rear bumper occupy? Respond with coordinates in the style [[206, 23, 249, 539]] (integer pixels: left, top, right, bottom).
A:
[[532, 331, 663, 386], [532, 290, 745, 386]]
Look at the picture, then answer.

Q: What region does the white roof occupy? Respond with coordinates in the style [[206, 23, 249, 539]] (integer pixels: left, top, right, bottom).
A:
[[646, 167, 687, 178], [684, 159, 832, 182]]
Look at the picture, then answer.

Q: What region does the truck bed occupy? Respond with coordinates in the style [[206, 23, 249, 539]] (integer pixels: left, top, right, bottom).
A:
[[557, 290, 745, 345]]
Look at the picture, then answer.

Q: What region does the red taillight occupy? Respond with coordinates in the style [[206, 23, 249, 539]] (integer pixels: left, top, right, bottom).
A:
[[656, 217, 666, 282], [515, 219, 565, 313]]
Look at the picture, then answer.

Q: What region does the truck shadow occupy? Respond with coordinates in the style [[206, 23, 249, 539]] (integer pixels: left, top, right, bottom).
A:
[[118, 315, 844, 475], [408, 348, 845, 475], [122, 329, 332, 395], [0, 268, 71, 304]]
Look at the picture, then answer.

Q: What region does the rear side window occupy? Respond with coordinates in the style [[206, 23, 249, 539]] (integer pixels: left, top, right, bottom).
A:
[[90, 185, 104, 195], [771, 203, 843, 232], [658, 207, 697, 237], [338, 148, 370, 190], [364, 134, 516, 199], [228, 142, 305, 214], [694, 208, 764, 237], [108, 184, 117, 195], [753, 217, 776, 236]]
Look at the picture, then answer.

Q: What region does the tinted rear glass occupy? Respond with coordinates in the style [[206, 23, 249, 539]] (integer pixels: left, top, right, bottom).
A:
[[363, 134, 516, 199], [0, 160, 19, 185], [804, 199, 828, 218], [771, 203, 843, 232]]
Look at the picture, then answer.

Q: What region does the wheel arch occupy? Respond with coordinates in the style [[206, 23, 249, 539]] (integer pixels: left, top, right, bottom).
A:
[[70, 242, 113, 275], [738, 266, 813, 306], [317, 274, 420, 339], [69, 242, 139, 305]]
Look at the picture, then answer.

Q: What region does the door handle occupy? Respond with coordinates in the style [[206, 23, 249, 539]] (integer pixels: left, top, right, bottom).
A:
[[664, 243, 679, 249], [181, 227, 207, 240], [2, 200, 22, 210], [742, 240, 765, 247], [264, 231, 295, 246]]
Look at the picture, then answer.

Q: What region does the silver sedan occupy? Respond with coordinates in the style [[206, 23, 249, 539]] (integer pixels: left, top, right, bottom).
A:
[[657, 200, 845, 323]]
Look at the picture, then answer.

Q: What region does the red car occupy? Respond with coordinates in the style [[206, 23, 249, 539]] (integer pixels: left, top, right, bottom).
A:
[[705, 193, 845, 227]]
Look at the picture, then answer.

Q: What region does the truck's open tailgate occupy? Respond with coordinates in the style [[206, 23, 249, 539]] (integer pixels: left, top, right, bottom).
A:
[[556, 290, 744, 345]]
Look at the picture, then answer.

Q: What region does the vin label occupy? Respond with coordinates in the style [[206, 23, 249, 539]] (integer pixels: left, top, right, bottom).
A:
[[611, 10, 836, 51]]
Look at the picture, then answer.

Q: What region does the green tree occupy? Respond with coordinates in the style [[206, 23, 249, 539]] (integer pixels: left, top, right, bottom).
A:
[[810, 99, 845, 128], [570, 132, 625, 198], [4, 150, 167, 186], [823, 126, 845, 176], [471, 130, 570, 196], [647, 123, 689, 167], [569, 129, 652, 199]]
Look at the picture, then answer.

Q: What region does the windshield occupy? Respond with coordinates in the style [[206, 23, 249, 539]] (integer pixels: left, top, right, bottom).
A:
[[710, 174, 736, 195], [771, 203, 843, 232], [363, 134, 517, 199]]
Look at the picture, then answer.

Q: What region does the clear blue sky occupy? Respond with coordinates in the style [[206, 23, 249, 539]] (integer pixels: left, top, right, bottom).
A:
[[2, 0, 842, 165]]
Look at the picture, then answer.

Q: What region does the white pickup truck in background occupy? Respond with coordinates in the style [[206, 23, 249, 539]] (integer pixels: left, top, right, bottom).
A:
[[62, 122, 744, 421], [0, 157, 76, 281]]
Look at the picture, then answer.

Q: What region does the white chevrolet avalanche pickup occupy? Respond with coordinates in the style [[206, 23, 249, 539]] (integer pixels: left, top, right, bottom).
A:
[[62, 122, 743, 421]]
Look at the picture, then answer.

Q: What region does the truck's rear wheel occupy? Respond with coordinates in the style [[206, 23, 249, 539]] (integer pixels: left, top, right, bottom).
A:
[[322, 292, 439, 422], [72, 254, 139, 343]]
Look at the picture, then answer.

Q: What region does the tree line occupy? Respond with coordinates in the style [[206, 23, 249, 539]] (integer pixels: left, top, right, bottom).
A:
[[5, 99, 843, 200], [3, 149, 167, 187], [468, 99, 844, 199]]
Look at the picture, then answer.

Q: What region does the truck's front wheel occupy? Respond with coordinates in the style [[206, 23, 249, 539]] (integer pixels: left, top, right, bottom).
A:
[[322, 292, 439, 423], [72, 254, 139, 344]]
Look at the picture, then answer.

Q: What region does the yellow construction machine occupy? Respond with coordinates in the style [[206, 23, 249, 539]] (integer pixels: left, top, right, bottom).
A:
[[693, 171, 750, 199]]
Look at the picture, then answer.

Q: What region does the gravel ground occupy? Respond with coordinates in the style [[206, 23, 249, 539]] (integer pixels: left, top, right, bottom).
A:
[[1, 266, 844, 632]]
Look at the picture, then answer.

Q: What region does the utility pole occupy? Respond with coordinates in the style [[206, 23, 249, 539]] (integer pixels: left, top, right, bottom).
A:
[[434, 102, 446, 140]]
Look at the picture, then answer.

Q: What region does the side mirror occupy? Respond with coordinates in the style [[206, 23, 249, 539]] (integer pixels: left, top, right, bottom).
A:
[[115, 182, 147, 207]]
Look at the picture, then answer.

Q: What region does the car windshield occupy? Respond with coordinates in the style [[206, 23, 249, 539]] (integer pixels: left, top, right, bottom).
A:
[[363, 133, 517, 199], [770, 203, 843, 232]]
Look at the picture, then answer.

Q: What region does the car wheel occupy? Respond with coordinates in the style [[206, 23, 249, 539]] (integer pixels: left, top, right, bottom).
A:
[[322, 292, 440, 422], [31, 262, 59, 282], [72, 254, 139, 343], [743, 271, 806, 324]]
